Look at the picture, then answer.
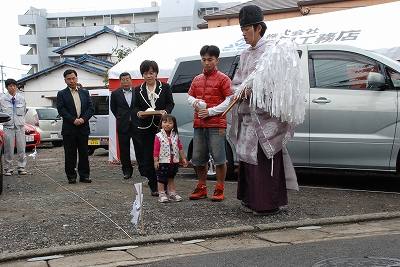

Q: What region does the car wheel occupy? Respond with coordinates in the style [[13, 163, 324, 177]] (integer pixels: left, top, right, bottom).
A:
[[88, 149, 95, 156], [52, 141, 63, 147]]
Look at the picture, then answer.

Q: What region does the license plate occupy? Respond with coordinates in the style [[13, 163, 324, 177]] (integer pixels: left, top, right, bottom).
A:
[[88, 139, 100, 145], [26, 136, 34, 142], [50, 133, 58, 139]]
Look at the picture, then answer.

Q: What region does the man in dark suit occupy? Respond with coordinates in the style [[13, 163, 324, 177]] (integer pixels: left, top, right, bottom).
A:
[[56, 69, 94, 184], [110, 72, 144, 179]]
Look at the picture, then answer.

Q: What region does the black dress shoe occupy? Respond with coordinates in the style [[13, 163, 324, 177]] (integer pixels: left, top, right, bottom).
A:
[[79, 178, 92, 183], [150, 190, 159, 197], [68, 179, 76, 184], [123, 174, 132, 179]]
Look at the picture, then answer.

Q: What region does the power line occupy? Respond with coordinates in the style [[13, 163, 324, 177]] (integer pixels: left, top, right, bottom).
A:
[[0, 65, 30, 94], [0, 64, 30, 72]]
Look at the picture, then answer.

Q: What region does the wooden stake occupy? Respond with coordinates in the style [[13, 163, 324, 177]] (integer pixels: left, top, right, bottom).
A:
[[222, 97, 241, 116], [139, 184, 145, 235], [221, 87, 246, 117], [34, 146, 37, 167]]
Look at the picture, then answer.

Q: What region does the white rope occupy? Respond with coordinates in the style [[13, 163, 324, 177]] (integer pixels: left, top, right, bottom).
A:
[[34, 167, 133, 239]]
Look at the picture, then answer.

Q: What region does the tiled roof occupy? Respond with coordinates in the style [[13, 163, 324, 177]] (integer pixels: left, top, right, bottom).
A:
[[17, 58, 109, 83], [53, 26, 140, 54], [74, 54, 114, 67]]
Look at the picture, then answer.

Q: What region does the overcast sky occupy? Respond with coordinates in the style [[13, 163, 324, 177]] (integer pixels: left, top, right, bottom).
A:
[[1, 0, 245, 81]]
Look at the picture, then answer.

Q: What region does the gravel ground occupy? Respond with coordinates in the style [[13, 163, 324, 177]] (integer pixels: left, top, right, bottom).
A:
[[0, 144, 399, 255]]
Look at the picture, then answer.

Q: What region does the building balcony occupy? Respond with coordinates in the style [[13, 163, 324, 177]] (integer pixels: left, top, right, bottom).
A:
[[19, 35, 38, 46], [45, 22, 158, 38], [132, 21, 158, 34], [18, 14, 37, 26], [20, 54, 39, 65], [47, 26, 88, 37]]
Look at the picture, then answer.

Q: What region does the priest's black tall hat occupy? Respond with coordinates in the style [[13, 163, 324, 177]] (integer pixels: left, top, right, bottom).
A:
[[239, 5, 264, 27]]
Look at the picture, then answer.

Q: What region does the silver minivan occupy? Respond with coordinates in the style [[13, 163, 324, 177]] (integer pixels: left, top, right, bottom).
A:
[[25, 107, 63, 147], [88, 89, 109, 155], [169, 44, 400, 178]]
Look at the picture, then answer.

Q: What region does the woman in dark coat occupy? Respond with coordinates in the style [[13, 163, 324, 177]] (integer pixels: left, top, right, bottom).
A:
[[133, 60, 175, 196]]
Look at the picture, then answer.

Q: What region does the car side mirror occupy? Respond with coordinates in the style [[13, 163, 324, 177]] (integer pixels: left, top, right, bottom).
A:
[[367, 72, 388, 90], [0, 113, 11, 123]]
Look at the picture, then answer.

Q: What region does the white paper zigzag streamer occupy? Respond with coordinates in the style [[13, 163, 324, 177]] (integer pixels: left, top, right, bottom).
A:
[[235, 39, 305, 124]]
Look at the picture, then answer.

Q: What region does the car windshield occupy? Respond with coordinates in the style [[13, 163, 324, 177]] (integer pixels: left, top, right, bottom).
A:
[[36, 109, 60, 120]]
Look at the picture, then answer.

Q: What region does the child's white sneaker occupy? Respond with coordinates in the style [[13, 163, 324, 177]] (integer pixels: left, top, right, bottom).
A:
[[158, 193, 169, 203], [169, 193, 182, 202]]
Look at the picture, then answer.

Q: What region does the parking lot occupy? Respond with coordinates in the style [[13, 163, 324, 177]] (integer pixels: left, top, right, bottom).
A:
[[1, 143, 399, 256]]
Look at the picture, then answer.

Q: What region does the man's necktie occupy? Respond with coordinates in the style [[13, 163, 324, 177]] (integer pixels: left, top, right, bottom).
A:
[[12, 97, 15, 105]]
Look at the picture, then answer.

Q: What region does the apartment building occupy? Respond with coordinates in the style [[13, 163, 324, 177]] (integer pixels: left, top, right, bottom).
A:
[[18, 0, 240, 74]]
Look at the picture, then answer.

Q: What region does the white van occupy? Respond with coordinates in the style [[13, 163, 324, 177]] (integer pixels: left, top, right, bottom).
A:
[[169, 44, 400, 179], [88, 89, 109, 155]]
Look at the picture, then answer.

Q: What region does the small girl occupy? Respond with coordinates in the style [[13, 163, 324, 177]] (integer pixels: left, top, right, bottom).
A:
[[154, 114, 188, 203]]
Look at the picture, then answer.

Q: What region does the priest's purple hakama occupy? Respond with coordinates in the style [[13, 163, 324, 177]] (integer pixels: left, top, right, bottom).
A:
[[237, 148, 287, 211]]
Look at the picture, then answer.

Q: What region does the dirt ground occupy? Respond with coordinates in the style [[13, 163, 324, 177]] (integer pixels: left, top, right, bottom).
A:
[[0, 143, 399, 255]]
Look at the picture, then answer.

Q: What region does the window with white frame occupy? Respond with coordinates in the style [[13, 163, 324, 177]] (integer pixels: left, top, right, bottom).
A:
[[59, 37, 67, 47], [103, 15, 112, 25], [58, 18, 66, 28]]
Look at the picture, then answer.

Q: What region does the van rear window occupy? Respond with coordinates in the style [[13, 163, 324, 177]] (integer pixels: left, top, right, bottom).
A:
[[170, 56, 239, 93], [170, 60, 203, 93], [91, 96, 109, 115]]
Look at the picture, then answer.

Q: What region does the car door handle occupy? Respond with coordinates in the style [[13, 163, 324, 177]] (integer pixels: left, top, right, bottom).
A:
[[312, 97, 331, 104]]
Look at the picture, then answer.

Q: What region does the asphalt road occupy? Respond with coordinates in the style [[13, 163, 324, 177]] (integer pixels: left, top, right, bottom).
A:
[[134, 234, 400, 267]]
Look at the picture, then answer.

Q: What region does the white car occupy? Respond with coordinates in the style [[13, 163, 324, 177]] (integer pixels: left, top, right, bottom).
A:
[[25, 107, 63, 147]]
